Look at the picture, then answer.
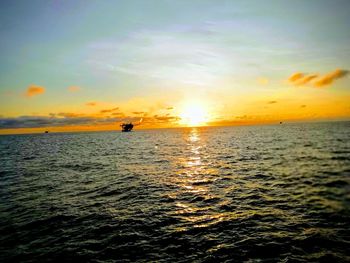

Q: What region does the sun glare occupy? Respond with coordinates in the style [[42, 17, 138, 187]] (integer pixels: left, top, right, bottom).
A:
[[179, 101, 208, 127]]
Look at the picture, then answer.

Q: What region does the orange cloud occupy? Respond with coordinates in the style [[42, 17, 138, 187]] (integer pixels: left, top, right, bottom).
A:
[[86, 101, 97, 106], [288, 73, 304, 82], [25, 85, 45, 97], [314, 69, 349, 87], [288, 69, 348, 88], [100, 107, 119, 113], [111, 112, 125, 117], [296, 74, 318, 85], [68, 86, 80, 92], [57, 112, 84, 118], [267, 100, 277, 104], [152, 115, 180, 122]]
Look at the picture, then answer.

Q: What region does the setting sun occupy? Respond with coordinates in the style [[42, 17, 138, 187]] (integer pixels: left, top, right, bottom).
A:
[[179, 101, 208, 127]]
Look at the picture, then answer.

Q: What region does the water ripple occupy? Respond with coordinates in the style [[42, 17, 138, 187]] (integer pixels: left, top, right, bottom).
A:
[[0, 122, 350, 262]]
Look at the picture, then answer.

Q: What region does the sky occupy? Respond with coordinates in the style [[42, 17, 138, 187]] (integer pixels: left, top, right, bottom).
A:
[[0, 0, 350, 133]]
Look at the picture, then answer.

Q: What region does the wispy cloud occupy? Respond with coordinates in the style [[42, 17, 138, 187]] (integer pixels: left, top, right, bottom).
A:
[[57, 112, 84, 118], [288, 73, 304, 82], [267, 100, 277, 104], [86, 101, 97, 106], [86, 28, 232, 86], [100, 107, 119, 113], [152, 115, 180, 122], [111, 112, 125, 117], [0, 112, 180, 129], [0, 115, 118, 129], [314, 69, 349, 87], [288, 69, 348, 87], [25, 85, 45, 97], [296, 74, 318, 85]]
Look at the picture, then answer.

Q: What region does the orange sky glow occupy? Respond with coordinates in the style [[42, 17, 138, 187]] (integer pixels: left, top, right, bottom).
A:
[[1, 2, 350, 134]]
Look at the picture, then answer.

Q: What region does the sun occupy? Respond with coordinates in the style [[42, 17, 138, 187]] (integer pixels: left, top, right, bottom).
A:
[[179, 101, 208, 127]]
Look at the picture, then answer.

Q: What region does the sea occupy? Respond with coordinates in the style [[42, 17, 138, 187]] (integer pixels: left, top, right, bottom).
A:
[[0, 122, 349, 262]]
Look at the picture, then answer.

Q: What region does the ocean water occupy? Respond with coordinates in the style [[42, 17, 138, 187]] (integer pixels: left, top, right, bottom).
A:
[[0, 122, 350, 262]]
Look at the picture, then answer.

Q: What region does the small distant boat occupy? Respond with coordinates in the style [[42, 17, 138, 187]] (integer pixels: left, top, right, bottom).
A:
[[279, 122, 283, 125], [120, 123, 134, 132], [45, 131, 49, 133]]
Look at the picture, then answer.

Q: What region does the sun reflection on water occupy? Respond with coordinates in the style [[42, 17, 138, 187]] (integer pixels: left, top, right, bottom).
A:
[[186, 128, 202, 168], [168, 128, 225, 229]]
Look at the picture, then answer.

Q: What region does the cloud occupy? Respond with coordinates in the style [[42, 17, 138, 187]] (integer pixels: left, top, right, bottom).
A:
[[288, 69, 348, 88], [288, 73, 304, 82], [100, 107, 119, 113], [68, 86, 81, 92], [166, 107, 174, 110], [267, 101, 277, 104], [296, 74, 318, 85], [0, 115, 122, 129], [99, 107, 119, 115], [132, 111, 144, 115], [57, 112, 83, 118], [111, 112, 125, 117], [86, 101, 97, 106], [300, 105, 306, 108], [0, 112, 181, 129], [314, 69, 349, 87], [86, 29, 232, 86], [152, 115, 180, 122], [25, 85, 45, 97]]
